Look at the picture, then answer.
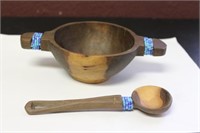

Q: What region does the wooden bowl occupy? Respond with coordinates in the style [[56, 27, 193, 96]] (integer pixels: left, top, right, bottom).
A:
[[21, 21, 166, 83]]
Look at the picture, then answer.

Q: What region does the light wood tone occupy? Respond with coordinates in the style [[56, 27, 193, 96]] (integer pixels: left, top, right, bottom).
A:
[[132, 85, 172, 115], [135, 86, 163, 109], [67, 53, 108, 83]]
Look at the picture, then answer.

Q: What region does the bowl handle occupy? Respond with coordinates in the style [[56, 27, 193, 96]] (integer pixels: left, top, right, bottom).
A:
[[135, 36, 167, 56], [21, 32, 52, 51]]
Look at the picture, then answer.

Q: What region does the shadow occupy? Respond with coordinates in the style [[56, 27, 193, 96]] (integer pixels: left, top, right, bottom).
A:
[[33, 57, 62, 69], [131, 59, 166, 73], [131, 110, 168, 118], [100, 59, 167, 85], [31, 57, 73, 79]]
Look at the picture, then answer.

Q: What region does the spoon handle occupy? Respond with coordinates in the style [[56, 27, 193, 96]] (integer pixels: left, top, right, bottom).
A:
[[25, 95, 123, 115]]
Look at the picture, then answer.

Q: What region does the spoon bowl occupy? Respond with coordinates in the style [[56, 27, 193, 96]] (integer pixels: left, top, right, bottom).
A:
[[132, 86, 172, 115]]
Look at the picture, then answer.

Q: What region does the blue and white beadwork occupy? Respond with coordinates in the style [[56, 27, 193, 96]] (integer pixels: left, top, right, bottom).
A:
[[122, 97, 134, 111], [31, 32, 43, 50], [144, 37, 154, 55]]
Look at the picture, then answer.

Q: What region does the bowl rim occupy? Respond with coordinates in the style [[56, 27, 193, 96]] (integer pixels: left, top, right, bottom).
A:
[[48, 21, 139, 57]]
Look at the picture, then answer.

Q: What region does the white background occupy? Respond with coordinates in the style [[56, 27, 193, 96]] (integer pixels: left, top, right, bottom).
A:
[[1, 35, 199, 132]]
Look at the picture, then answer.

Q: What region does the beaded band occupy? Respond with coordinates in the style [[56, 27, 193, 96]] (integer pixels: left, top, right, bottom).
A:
[[122, 97, 134, 111], [144, 37, 154, 55], [31, 32, 43, 50]]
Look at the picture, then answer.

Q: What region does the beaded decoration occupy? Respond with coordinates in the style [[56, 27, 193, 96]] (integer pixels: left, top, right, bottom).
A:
[[31, 32, 43, 50], [144, 37, 154, 55], [122, 97, 134, 111]]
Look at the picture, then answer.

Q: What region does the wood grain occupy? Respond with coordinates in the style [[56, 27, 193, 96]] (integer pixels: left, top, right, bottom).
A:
[[21, 21, 167, 83], [135, 86, 163, 109], [132, 86, 172, 115], [25, 95, 123, 115], [67, 53, 108, 83]]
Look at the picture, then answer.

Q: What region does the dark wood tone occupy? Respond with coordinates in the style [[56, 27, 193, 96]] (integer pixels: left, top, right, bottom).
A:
[[2, 18, 199, 67], [21, 21, 166, 83], [1, 1, 199, 19], [25, 85, 172, 115], [25, 95, 123, 115]]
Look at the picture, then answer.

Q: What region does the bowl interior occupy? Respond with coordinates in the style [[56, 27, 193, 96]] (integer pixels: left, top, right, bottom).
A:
[[55, 22, 135, 56]]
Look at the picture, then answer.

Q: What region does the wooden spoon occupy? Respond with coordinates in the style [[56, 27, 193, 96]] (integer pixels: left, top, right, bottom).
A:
[[25, 85, 172, 115]]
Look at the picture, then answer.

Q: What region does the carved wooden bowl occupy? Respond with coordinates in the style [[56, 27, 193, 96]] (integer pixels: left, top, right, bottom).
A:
[[21, 21, 166, 83]]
